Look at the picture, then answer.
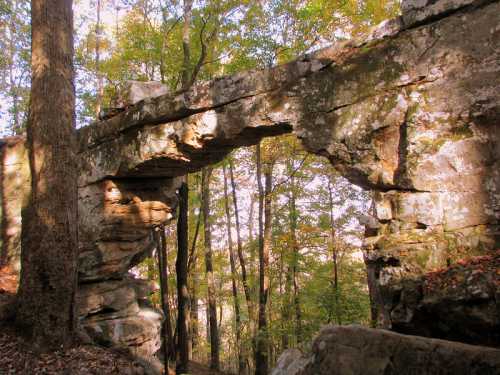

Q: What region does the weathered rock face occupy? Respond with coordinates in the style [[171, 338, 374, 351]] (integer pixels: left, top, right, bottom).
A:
[[78, 276, 162, 358], [78, 177, 180, 282], [0, 0, 499, 363], [75, 176, 178, 362], [272, 325, 500, 375], [77, 278, 162, 369], [0, 137, 30, 273]]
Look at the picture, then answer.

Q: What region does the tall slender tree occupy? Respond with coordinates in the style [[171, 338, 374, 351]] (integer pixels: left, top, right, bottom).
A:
[[187, 174, 202, 360], [202, 166, 220, 371], [176, 181, 190, 373], [229, 157, 254, 326], [287, 160, 302, 343], [16, 0, 78, 350], [181, 0, 193, 90], [176, 1, 194, 371], [255, 142, 273, 375], [155, 225, 175, 366], [223, 163, 245, 374], [327, 178, 341, 325]]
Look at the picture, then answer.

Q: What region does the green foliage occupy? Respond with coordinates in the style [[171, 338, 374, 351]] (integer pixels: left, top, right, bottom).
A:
[[0, 0, 31, 135]]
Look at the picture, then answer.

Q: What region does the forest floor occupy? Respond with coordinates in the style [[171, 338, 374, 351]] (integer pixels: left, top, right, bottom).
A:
[[0, 325, 148, 374], [0, 325, 231, 375], [0, 267, 229, 375], [179, 362, 232, 375]]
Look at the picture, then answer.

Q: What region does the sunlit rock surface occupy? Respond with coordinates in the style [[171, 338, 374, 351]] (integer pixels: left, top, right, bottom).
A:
[[272, 325, 500, 375], [0, 137, 30, 273], [78, 177, 180, 282]]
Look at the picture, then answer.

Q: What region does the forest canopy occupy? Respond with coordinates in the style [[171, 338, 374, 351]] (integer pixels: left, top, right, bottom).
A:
[[0, 0, 400, 134]]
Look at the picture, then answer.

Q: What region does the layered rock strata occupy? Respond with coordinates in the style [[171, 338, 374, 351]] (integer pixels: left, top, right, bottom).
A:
[[0, 0, 499, 361]]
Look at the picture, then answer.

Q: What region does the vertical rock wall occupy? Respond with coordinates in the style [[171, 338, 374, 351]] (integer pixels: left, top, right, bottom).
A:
[[77, 177, 181, 363]]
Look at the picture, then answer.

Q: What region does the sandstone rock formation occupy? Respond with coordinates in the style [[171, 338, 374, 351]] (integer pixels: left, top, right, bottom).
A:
[[0, 137, 30, 273], [0, 0, 499, 366], [272, 325, 500, 375], [116, 81, 170, 108]]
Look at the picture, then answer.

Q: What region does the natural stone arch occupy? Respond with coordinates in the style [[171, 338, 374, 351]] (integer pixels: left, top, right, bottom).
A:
[[1, 0, 499, 365]]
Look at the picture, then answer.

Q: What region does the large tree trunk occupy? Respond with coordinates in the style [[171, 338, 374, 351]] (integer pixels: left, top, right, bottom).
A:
[[16, 0, 77, 351], [202, 167, 220, 371], [255, 143, 271, 375], [176, 181, 190, 373], [223, 163, 245, 374], [177, 1, 193, 368]]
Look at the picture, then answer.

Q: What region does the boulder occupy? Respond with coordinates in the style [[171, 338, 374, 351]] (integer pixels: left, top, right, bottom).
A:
[[280, 325, 500, 375], [271, 348, 309, 375], [81, 307, 163, 362]]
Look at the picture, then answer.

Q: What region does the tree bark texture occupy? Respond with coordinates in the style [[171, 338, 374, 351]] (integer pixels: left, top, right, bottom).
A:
[[16, 0, 78, 351]]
